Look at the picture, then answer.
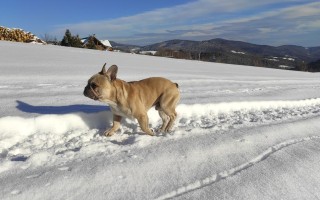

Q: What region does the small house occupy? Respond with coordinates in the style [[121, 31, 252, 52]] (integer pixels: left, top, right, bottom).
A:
[[81, 35, 113, 51]]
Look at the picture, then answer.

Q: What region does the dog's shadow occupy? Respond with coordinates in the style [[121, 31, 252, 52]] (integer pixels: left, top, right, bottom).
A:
[[16, 100, 109, 114], [15, 100, 143, 140], [109, 135, 136, 145]]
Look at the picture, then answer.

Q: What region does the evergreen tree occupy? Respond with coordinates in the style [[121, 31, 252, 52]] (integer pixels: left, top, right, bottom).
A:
[[61, 29, 72, 46], [71, 34, 83, 48], [60, 29, 83, 48], [86, 36, 96, 49]]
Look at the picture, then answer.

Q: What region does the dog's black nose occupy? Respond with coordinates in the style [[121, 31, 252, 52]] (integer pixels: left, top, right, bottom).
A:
[[83, 86, 89, 97]]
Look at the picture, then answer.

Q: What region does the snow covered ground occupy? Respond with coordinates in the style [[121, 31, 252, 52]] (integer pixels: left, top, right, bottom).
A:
[[1, 41, 320, 199]]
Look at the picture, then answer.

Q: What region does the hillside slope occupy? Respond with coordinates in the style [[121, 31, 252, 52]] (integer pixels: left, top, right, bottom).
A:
[[1, 41, 320, 200]]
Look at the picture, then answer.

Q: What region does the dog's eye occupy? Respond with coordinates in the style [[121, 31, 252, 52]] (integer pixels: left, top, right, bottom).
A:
[[90, 83, 97, 89]]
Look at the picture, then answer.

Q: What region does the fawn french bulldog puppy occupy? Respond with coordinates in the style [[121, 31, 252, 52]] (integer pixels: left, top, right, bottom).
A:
[[84, 63, 180, 136]]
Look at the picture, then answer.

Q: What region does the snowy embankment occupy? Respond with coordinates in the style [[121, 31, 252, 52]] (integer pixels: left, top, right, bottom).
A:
[[1, 41, 320, 200]]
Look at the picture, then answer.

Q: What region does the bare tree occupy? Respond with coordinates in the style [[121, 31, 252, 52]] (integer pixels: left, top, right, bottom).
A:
[[41, 33, 58, 45]]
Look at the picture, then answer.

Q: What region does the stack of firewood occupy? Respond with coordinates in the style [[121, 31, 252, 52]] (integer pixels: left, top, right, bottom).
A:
[[0, 26, 45, 44]]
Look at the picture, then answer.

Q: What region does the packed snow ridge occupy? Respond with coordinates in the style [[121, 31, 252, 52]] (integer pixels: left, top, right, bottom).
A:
[[1, 98, 320, 172]]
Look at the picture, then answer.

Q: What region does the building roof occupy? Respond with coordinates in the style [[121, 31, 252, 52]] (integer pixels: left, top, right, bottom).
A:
[[81, 36, 112, 47], [100, 40, 112, 47]]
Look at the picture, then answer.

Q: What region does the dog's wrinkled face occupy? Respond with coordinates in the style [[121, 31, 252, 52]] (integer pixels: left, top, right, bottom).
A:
[[83, 74, 108, 101], [83, 63, 118, 101]]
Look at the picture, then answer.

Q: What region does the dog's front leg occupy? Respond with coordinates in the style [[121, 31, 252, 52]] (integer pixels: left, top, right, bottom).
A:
[[105, 114, 122, 136], [136, 113, 154, 136]]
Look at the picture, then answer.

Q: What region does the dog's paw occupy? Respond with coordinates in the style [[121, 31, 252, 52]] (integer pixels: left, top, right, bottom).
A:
[[104, 130, 115, 137], [156, 128, 174, 136], [145, 129, 155, 136], [148, 132, 155, 136]]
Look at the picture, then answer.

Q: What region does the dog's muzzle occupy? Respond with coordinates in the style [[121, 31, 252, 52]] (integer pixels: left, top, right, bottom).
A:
[[83, 85, 99, 100]]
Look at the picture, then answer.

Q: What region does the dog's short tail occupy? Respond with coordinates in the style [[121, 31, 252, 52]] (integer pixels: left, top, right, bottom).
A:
[[175, 83, 179, 88]]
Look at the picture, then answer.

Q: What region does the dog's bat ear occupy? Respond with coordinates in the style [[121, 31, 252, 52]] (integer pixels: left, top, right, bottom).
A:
[[106, 65, 118, 81], [100, 63, 107, 75]]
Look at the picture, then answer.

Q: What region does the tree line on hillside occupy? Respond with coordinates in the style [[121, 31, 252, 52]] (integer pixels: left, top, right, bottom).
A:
[[60, 29, 83, 48], [154, 48, 314, 71], [308, 60, 320, 72]]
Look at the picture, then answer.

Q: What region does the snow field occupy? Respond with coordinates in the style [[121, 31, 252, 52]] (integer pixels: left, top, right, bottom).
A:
[[1, 41, 320, 200]]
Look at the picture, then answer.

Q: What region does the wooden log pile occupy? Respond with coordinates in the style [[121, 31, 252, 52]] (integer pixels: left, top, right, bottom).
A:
[[0, 26, 45, 44]]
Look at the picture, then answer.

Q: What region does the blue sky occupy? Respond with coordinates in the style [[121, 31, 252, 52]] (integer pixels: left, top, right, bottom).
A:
[[1, 0, 320, 46]]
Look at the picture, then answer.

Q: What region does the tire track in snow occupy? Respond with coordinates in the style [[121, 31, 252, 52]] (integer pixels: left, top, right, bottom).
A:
[[155, 136, 320, 200]]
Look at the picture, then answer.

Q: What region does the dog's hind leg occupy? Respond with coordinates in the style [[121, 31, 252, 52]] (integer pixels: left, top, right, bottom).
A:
[[163, 108, 177, 132], [160, 88, 180, 132], [160, 96, 178, 132], [158, 110, 170, 132]]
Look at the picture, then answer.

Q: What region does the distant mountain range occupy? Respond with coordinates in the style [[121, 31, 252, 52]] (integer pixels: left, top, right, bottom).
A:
[[110, 38, 320, 71], [111, 38, 320, 62], [140, 39, 320, 63], [110, 41, 140, 52]]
